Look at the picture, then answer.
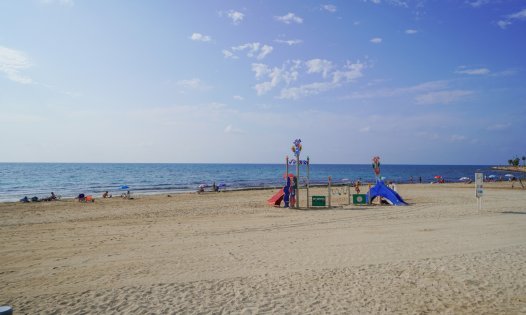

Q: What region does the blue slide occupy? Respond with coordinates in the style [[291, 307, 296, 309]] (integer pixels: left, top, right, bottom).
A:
[[367, 180, 408, 206]]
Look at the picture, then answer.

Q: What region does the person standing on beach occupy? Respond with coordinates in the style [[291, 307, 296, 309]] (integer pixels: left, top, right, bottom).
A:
[[283, 176, 291, 208], [419, 176, 422, 184]]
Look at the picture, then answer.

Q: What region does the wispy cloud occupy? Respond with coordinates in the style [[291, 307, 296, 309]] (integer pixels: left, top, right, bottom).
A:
[[190, 33, 211, 42], [274, 39, 303, 46], [347, 80, 474, 105], [233, 95, 244, 101], [365, 0, 409, 7], [455, 66, 490, 75], [405, 29, 418, 34], [415, 90, 474, 105], [0, 46, 33, 84], [175, 78, 211, 91], [275, 13, 303, 24], [322, 4, 337, 13], [306, 59, 333, 78], [227, 10, 245, 25], [253, 61, 301, 96], [251, 59, 365, 100], [347, 80, 449, 100], [222, 49, 238, 59], [498, 8, 526, 29], [486, 123, 511, 131], [231, 43, 273, 60], [370, 37, 382, 44], [466, 0, 490, 8]]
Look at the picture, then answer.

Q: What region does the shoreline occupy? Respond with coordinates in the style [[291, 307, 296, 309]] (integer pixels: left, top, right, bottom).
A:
[[2, 180, 522, 205], [491, 165, 526, 173]]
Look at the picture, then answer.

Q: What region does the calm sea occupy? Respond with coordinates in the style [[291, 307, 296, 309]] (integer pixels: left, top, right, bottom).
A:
[[0, 163, 517, 202]]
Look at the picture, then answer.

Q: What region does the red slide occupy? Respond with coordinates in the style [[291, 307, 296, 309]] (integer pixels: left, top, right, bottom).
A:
[[267, 188, 284, 206]]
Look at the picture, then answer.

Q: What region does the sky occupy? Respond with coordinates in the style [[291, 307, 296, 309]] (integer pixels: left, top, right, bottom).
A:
[[1, 0, 525, 164]]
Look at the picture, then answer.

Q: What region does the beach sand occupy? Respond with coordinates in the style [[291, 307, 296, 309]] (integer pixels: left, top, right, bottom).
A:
[[1, 183, 525, 314]]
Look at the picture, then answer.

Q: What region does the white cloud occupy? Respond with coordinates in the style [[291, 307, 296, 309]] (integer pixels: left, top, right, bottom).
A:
[[370, 37, 382, 44], [306, 59, 333, 78], [455, 67, 490, 75], [275, 13, 303, 24], [497, 20, 512, 29], [175, 78, 211, 91], [254, 67, 288, 95], [233, 95, 244, 101], [509, 8, 526, 19], [498, 8, 526, 29], [251, 63, 271, 79], [274, 39, 303, 46], [252, 59, 364, 99], [405, 29, 418, 34], [322, 5, 337, 12], [40, 0, 74, 6], [252, 61, 301, 96], [258, 45, 273, 60], [0, 46, 33, 84], [227, 10, 245, 25], [231, 42, 273, 60], [415, 90, 474, 105], [332, 61, 365, 83], [190, 33, 211, 42], [222, 49, 238, 59]]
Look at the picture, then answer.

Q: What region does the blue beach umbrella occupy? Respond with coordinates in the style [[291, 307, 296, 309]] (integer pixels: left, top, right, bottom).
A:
[[120, 185, 129, 190]]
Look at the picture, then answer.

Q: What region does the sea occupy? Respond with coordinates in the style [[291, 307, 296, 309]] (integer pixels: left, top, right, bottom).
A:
[[0, 163, 520, 202]]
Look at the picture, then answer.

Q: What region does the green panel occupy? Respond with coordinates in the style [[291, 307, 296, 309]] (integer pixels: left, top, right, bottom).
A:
[[312, 195, 326, 207], [353, 194, 367, 205]]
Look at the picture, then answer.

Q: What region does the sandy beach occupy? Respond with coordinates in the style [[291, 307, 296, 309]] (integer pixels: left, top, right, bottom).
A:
[[1, 182, 525, 314]]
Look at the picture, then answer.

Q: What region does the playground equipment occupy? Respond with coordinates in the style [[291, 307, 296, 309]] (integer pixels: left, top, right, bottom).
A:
[[367, 180, 408, 205], [366, 156, 408, 206], [267, 188, 285, 206], [268, 139, 311, 208]]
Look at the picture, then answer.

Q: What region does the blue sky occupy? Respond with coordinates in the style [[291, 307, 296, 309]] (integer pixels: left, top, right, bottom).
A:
[[1, 0, 525, 164]]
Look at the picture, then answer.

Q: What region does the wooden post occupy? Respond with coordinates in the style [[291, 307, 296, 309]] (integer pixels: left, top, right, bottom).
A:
[[306, 156, 310, 208], [286, 156, 289, 178], [328, 176, 332, 208], [348, 184, 351, 205], [296, 154, 300, 208]]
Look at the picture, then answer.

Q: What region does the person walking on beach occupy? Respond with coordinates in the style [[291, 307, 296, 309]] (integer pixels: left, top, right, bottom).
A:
[[355, 180, 361, 194]]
